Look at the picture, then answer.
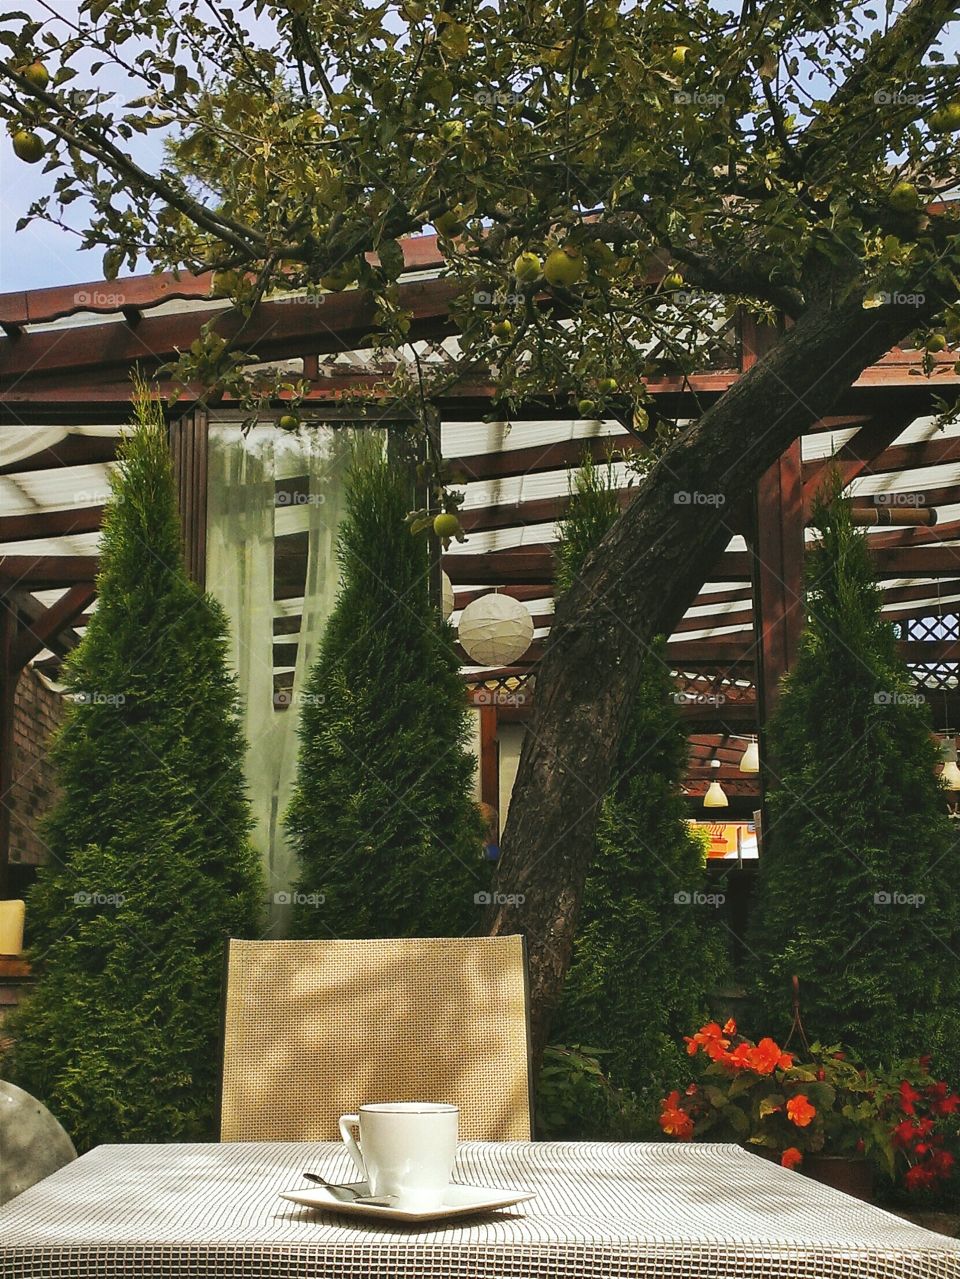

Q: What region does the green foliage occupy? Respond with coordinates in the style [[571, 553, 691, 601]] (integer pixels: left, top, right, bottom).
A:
[[6, 388, 263, 1152], [285, 435, 485, 938], [536, 1045, 653, 1140], [556, 455, 621, 595], [551, 457, 728, 1117], [2, 3, 958, 412], [749, 482, 960, 1077]]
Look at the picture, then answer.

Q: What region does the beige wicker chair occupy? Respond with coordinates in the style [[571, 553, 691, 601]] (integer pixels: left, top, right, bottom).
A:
[[219, 935, 532, 1142]]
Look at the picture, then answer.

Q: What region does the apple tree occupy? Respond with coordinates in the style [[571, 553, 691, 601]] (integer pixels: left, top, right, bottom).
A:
[[1, 0, 959, 1061]]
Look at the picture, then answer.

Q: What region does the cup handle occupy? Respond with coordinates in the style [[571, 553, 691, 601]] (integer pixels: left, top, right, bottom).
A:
[[338, 1113, 366, 1180]]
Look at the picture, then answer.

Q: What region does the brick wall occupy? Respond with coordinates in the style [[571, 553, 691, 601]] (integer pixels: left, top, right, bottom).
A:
[[8, 666, 65, 867]]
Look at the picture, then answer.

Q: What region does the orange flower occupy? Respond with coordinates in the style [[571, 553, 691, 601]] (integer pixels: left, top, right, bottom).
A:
[[706, 1037, 732, 1062], [749, 1037, 794, 1075], [781, 1147, 803, 1170], [726, 1042, 754, 1070], [723, 1017, 737, 1035], [684, 1021, 731, 1058], [658, 1092, 694, 1141], [786, 1095, 816, 1128]]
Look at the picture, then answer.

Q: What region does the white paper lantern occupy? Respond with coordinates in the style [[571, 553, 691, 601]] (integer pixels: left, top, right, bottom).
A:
[[441, 571, 455, 621], [458, 592, 533, 667]]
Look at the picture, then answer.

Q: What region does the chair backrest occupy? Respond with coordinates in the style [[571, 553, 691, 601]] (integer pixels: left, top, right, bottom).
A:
[[219, 935, 532, 1142]]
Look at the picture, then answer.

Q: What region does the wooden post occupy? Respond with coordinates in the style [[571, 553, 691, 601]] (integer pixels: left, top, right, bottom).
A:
[[740, 313, 803, 724], [0, 604, 16, 898], [752, 443, 804, 722], [479, 703, 499, 815]]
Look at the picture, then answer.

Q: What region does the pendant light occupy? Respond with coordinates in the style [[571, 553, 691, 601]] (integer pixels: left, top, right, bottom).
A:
[[941, 735, 960, 792], [703, 758, 728, 808], [739, 736, 760, 774]]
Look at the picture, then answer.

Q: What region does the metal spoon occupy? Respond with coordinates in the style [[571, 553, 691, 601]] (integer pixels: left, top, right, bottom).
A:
[[301, 1171, 397, 1206]]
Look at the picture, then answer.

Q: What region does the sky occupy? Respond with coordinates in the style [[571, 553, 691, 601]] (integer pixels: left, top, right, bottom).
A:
[[1, 2, 958, 295]]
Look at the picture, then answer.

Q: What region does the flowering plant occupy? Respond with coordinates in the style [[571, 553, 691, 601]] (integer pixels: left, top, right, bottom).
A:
[[659, 1020, 959, 1193], [891, 1066, 960, 1193]]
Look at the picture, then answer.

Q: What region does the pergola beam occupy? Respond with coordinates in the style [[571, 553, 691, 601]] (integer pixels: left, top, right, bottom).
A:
[[0, 556, 100, 588], [0, 504, 105, 542], [0, 433, 117, 475], [8, 582, 96, 672]]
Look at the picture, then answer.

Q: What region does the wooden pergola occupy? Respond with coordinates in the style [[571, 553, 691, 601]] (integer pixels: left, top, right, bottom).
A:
[[2, 235, 959, 882]]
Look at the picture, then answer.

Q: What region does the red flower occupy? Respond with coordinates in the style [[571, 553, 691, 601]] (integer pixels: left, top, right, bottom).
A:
[[932, 1150, 955, 1179], [723, 1018, 737, 1035], [900, 1081, 922, 1115], [786, 1095, 816, 1128], [905, 1164, 937, 1193], [893, 1119, 918, 1149], [926, 1082, 960, 1116], [750, 1038, 794, 1075], [781, 1147, 803, 1170]]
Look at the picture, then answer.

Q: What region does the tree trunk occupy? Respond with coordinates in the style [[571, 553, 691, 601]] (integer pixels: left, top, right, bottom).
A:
[[488, 283, 939, 1066]]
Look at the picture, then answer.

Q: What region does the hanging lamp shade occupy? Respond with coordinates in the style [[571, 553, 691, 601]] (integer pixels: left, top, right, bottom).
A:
[[458, 593, 534, 667], [703, 759, 728, 808], [739, 738, 760, 774], [441, 571, 455, 621], [941, 736, 960, 792]]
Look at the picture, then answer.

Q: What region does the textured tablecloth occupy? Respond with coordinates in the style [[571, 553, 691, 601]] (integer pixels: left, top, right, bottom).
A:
[[2, 1140, 959, 1278]]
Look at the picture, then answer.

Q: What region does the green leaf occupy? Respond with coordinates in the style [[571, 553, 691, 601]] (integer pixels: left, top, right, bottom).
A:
[[377, 237, 404, 282], [723, 1104, 749, 1136], [102, 246, 123, 280]]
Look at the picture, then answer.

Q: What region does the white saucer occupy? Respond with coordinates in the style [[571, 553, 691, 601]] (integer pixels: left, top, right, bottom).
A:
[[280, 1180, 535, 1222]]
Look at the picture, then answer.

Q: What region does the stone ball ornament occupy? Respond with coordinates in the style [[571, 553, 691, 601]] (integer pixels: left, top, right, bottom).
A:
[[458, 592, 534, 667], [0, 1079, 77, 1205]]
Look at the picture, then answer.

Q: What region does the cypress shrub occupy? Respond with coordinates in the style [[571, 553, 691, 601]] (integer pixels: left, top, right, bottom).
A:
[[286, 434, 485, 938], [749, 484, 960, 1074], [6, 390, 263, 1150], [551, 456, 727, 1108]]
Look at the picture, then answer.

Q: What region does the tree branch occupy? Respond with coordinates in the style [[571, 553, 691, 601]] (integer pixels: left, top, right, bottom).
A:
[[797, 0, 958, 161], [490, 274, 949, 1065], [0, 65, 268, 257]]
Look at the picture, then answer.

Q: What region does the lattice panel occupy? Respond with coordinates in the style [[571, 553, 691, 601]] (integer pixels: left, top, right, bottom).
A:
[[909, 664, 960, 692], [907, 613, 960, 642], [672, 669, 757, 709]]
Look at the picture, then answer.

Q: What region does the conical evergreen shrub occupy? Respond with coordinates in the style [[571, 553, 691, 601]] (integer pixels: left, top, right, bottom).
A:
[[6, 389, 263, 1151], [286, 435, 485, 938], [750, 483, 960, 1073], [552, 457, 727, 1106]]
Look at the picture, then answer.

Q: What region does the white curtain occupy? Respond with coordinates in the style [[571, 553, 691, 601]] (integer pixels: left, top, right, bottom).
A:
[[205, 424, 364, 933]]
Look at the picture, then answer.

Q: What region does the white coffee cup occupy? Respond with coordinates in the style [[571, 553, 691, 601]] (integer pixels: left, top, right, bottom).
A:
[[338, 1102, 459, 1210]]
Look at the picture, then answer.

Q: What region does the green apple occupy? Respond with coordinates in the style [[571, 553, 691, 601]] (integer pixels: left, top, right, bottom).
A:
[[21, 61, 49, 91], [12, 130, 44, 163], [543, 246, 584, 288], [889, 181, 920, 213], [513, 251, 543, 283]]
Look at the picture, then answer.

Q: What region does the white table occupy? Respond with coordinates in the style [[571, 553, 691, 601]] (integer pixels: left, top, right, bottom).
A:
[[1, 1140, 958, 1277]]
